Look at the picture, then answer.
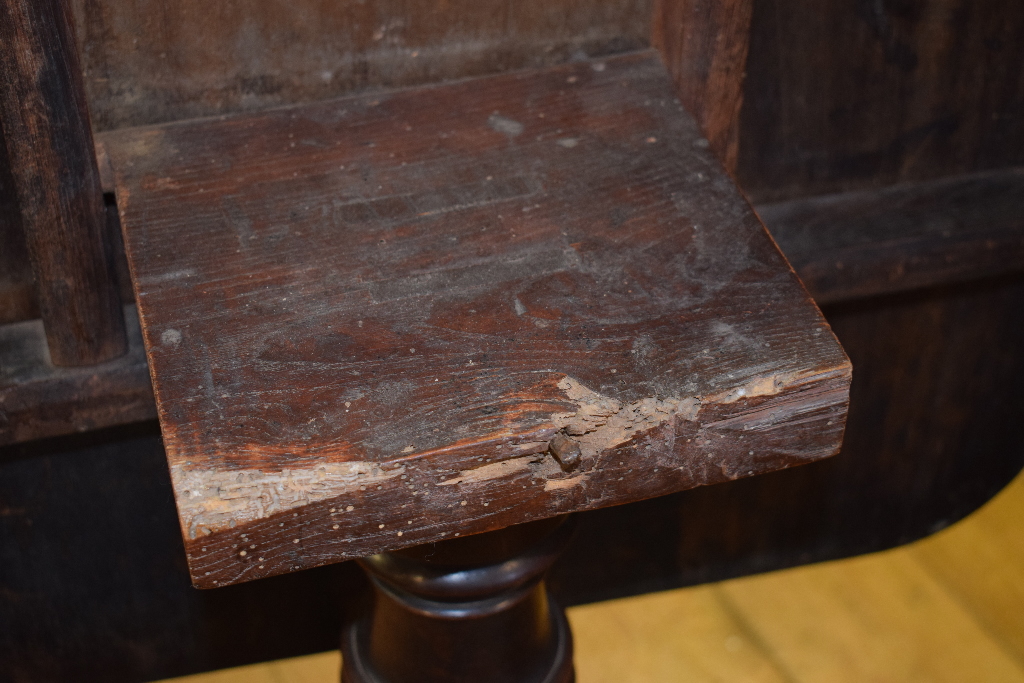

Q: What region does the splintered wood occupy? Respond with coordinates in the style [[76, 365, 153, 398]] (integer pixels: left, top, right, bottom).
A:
[[103, 50, 850, 588]]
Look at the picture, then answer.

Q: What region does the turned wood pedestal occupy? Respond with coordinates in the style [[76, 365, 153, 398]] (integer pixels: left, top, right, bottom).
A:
[[343, 517, 575, 683]]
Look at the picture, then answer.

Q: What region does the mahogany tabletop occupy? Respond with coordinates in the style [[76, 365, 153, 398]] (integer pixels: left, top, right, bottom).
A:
[[103, 50, 851, 588]]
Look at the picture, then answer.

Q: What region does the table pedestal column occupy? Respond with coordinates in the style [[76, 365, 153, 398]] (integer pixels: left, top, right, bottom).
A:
[[342, 516, 575, 683]]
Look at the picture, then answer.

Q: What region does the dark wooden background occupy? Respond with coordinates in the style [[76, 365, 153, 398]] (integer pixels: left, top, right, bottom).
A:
[[2, 0, 1024, 680]]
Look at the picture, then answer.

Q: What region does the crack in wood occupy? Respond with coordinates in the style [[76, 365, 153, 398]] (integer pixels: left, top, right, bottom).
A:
[[171, 370, 819, 540]]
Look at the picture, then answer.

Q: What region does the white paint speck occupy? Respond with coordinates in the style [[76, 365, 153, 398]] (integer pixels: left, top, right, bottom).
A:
[[161, 329, 182, 346], [488, 114, 524, 137]]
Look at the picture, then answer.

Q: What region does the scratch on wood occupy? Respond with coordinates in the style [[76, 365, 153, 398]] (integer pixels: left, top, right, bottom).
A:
[[544, 477, 584, 491], [706, 372, 799, 404], [172, 462, 404, 539], [438, 457, 533, 486], [171, 369, 828, 541], [552, 376, 701, 458]]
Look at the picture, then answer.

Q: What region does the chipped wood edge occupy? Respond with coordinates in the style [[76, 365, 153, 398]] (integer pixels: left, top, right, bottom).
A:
[[178, 363, 851, 587]]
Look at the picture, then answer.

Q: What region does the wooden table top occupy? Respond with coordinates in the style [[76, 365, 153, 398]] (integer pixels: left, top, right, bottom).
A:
[[103, 50, 850, 588]]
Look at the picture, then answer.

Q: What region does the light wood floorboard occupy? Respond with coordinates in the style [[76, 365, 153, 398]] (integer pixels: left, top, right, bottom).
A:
[[158, 471, 1024, 683], [910, 474, 1024, 665]]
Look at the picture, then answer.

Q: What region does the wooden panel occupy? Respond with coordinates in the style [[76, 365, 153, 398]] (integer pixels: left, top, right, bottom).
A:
[[0, 122, 37, 325], [3, 0, 1018, 324], [0, 0, 127, 365], [738, 0, 1024, 202], [0, 305, 154, 446], [11, 0, 650, 327], [71, 0, 652, 131], [651, 0, 754, 173], [760, 167, 1024, 304], [104, 51, 849, 588]]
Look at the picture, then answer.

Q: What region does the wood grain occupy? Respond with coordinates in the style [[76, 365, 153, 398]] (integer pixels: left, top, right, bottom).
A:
[[0, 122, 38, 325], [762, 167, 1024, 304], [720, 552, 1024, 682], [70, 0, 652, 132], [104, 51, 849, 588], [5, 0, 1023, 321], [911, 474, 1024, 664], [570, 586, 788, 682], [549, 274, 1024, 610], [738, 0, 1024, 203], [0, 0, 127, 365], [5, 167, 1022, 446], [651, 0, 754, 173]]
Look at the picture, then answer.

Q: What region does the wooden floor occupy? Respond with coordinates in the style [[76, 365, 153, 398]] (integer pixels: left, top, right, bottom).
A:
[[160, 471, 1024, 683]]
